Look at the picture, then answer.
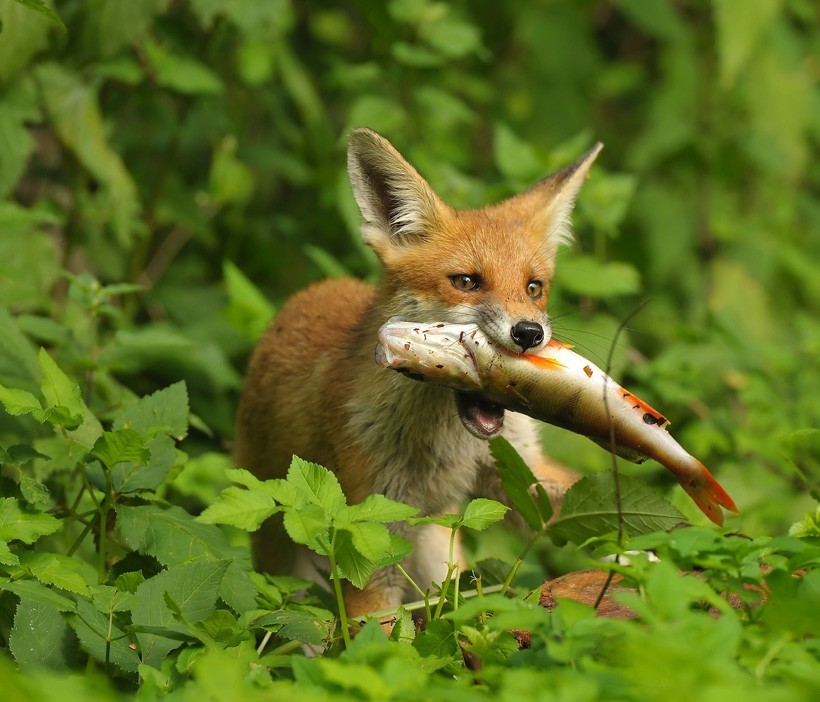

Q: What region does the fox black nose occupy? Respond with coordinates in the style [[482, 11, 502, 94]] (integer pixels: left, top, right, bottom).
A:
[[510, 321, 544, 352]]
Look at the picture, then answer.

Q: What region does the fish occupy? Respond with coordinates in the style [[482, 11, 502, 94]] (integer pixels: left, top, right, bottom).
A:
[[375, 320, 738, 526]]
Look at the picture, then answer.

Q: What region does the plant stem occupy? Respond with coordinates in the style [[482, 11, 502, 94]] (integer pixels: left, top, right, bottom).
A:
[[396, 563, 431, 622], [500, 529, 542, 597], [327, 530, 351, 648]]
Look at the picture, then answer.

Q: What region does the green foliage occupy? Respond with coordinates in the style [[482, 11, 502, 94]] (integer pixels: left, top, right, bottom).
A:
[[0, 0, 818, 698]]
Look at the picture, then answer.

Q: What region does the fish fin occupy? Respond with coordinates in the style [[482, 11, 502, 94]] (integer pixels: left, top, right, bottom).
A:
[[681, 460, 739, 526]]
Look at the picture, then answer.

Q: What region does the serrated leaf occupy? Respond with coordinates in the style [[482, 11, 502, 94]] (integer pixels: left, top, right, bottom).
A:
[[413, 618, 459, 659], [91, 428, 150, 469], [111, 434, 177, 494], [285, 456, 347, 513], [0, 541, 19, 566], [490, 436, 544, 530], [9, 598, 79, 672], [345, 494, 418, 523], [0, 580, 76, 613], [115, 503, 255, 613], [38, 348, 84, 427], [197, 485, 279, 531], [282, 504, 330, 553], [252, 609, 331, 646], [114, 381, 189, 438], [0, 497, 60, 544], [374, 533, 414, 569], [71, 598, 140, 673], [131, 559, 230, 669], [90, 584, 135, 613], [20, 476, 51, 506], [549, 473, 685, 545], [407, 513, 462, 529], [461, 498, 509, 531], [342, 521, 391, 562], [334, 530, 376, 590], [19, 552, 91, 596], [0, 385, 43, 418]]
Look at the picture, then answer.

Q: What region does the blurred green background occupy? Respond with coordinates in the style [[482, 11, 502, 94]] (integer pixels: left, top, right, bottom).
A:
[[1, 0, 818, 533]]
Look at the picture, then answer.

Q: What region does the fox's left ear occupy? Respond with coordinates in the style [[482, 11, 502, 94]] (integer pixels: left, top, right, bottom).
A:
[[521, 142, 603, 249]]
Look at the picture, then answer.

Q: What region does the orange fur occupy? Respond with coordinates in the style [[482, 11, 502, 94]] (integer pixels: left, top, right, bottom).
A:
[[235, 128, 602, 619]]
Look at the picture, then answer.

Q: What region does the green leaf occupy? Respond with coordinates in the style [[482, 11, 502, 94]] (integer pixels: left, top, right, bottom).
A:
[[19, 552, 92, 596], [0, 385, 44, 419], [341, 521, 391, 562], [114, 381, 189, 438], [91, 428, 150, 469], [413, 618, 459, 659], [712, 0, 781, 89], [461, 498, 509, 531], [70, 598, 140, 673], [35, 63, 140, 244], [110, 434, 177, 494], [38, 349, 83, 427], [9, 598, 79, 672], [333, 530, 376, 590], [197, 485, 279, 531], [0, 497, 61, 545], [20, 475, 52, 506], [144, 41, 224, 95], [494, 123, 545, 182], [345, 494, 418, 523], [556, 255, 641, 298], [0, 579, 77, 612], [252, 609, 331, 647], [115, 504, 256, 613], [131, 559, 230, 669], [80, 0, 169, 58], [490, 436, 544, 531], [548, 473, 685, 545], [0, 0, 52, 82], [285, 456, 347, 513], [223, 260, 275, 340], [11, 0, 65, 30], [282, 504, 330, 553]]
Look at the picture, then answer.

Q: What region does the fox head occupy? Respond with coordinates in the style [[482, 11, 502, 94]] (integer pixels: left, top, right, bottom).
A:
[[347, 127, 601, 356]]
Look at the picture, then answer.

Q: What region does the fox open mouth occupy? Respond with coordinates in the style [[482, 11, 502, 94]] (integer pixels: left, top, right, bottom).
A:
[[456, 392, 505, 439]]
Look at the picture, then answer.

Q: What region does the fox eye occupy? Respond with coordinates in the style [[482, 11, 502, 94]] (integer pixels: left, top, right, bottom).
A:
[[450, 274, 481, 292], [527, 280, 543, 299]]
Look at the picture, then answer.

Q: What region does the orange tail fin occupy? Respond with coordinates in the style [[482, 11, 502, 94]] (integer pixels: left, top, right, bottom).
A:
[[680, 460, 738, 526]]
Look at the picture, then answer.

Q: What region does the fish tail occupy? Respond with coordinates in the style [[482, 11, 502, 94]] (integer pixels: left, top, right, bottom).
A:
[[679, 459, 738, 526]]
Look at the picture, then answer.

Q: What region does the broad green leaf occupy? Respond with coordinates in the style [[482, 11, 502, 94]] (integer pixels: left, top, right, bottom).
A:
[[223, 260, 275, 340], [131, 559, 230, 669], [91, 428, 150, 469], [115, 504, 256, 613], [9, 598, 79, 672], [790, 506, 820, 538], [493, 123, 544, 183], [461, 498, 509, 532], [0, 542, 19, 566], [712, 0, 781, 88], [556, 255, 641, 298], [20, 475, 51, 506], [81, 0, 168, 57], [252, 609, 331, 647], [0, 0, 52, 82], [0, 306, 40, 392], [342, 521, 391, 562], [0, 497, 60, 544], [345, 494, 418, 523], [35, 63, 140, 244], [11, 0, 65, 30], [374, 533, 414, 569], [285, 457, 347, 514], [197, 485, 279, 531], [110, 435, 177, 494], [90, 584, 135, 613], [282, 504, 330, 553], [334, 530, 377, 590], [38, 349, 83, 426], [19, 552, 91, 596], [209, 136, 255, 206], [0, 386, 44, 418], [0, 579, 77, 612], [407, 513, 462, 530], [0, 89, 37, 198], [144, 41, 224, 96], [114, 381, 189, 439], [70, 598, 140, 673], [548, 473, 685, 545], [413, 618, 459, 659], [490, 436, 544, 531]]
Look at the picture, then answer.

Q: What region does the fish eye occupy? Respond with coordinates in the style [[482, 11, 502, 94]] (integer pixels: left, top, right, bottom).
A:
[[450, 274, 481, 292], [527, 280, 543, 299]]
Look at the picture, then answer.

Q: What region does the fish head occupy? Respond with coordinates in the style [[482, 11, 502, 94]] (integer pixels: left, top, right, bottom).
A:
[[375, 321, 484, 391]]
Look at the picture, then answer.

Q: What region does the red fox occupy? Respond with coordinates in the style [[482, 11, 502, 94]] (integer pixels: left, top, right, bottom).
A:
[[235, 128, 602, 618]]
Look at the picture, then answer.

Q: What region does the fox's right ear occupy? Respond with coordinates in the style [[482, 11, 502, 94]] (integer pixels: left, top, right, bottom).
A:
[[347, 128, 443, 255]]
